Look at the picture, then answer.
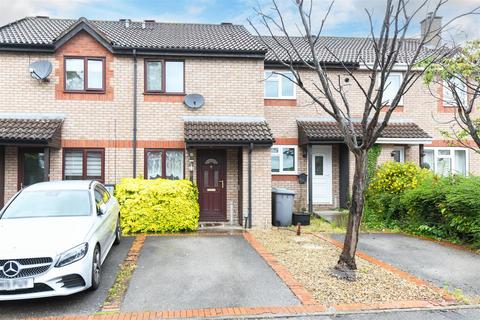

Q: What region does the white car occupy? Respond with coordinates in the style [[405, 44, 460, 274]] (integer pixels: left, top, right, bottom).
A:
[[0, 180, 121, 300]]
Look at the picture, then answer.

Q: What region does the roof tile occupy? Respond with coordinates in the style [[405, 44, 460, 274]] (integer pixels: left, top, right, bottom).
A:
[[0, 118, 63, 143], [185, 121, 274, 145], [297, 120, 431, 142]]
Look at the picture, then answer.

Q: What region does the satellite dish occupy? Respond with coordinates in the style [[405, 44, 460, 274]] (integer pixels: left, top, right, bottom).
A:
[[29, 60, 52, 81], [184, 93, 205, 109]]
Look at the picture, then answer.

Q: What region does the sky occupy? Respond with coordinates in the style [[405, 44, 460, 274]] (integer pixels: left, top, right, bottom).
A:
[[0, 0, 479, 41]]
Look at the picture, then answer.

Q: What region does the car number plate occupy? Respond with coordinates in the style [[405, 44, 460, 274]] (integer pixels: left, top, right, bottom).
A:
[[0, 278, 34, 291]]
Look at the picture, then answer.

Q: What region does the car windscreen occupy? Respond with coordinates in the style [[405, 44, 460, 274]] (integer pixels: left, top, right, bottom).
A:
[[0, 190, 92, 219]]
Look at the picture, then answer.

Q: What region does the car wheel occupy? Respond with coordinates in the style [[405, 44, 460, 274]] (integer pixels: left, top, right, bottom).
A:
[[89, 245, 101, 291], [114, 217, 121, 245]]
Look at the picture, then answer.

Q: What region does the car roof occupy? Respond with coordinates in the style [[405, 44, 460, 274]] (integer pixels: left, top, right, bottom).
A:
[[23, 180, 96, 191]]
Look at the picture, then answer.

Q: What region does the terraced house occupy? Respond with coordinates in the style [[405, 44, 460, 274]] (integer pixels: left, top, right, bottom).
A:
[[0, 16, 477, 227]]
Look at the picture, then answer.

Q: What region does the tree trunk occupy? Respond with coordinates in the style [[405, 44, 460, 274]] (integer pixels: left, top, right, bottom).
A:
[[335, 149, 368, 272]]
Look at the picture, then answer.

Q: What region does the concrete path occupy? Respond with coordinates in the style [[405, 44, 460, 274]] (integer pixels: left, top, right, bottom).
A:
[[122, 235, 299, 311], [330, 233, 480, 295], [0, 237, 134, 320], [248, 307, 480, 320]]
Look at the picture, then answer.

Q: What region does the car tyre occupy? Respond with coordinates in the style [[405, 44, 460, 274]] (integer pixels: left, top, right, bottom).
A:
[[114, 216, 121, 245], [89, 245, 101, 291]]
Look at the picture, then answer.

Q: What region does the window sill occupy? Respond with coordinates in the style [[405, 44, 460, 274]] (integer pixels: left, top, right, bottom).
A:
[[272, 174, 299, 181], [381, 105, 404, 112], [143, 92, 186, 96], [271, 172, 298, 176], [264, 99, 297, 107], [64, 90, 106, 94]]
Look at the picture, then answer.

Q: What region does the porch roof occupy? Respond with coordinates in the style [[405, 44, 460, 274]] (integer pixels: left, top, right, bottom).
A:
[[297, 120, 432, 145], [184, 116, 274, 146], [0, 116, 63, 148]]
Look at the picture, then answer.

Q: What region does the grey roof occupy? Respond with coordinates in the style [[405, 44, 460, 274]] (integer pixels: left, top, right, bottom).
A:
[[184, 119, 274, 145], [0, 17, 266, 54], [258, 35, 432, 64], [0, 117, 63, 147], [297, 120, 431, 143]]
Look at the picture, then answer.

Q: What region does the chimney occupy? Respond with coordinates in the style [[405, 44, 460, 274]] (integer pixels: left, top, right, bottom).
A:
[[119, 19, 131, 28], [420, 12, 442, 47]]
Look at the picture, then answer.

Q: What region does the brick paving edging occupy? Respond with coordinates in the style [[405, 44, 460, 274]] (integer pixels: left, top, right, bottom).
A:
[[101, 234, 146, 312], [242, 232, 319, 306]]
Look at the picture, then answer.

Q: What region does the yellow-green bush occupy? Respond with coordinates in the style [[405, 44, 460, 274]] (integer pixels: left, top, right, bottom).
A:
[[115, 178, 199, 234], [368, 161, 432, 195]]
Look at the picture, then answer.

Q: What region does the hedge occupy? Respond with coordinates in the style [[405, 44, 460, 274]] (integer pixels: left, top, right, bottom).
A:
[[364, 162, 480, 247], [115, 178, 199, 234]]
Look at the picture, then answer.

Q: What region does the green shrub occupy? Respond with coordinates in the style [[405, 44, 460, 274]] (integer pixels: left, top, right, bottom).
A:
[[442, 176, 480, 246], [365, 162, 432, 228], [115, 178, 199, 234]]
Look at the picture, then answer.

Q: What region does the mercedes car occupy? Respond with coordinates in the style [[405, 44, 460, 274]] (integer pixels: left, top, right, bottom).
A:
[[0, 180, 121, 300]]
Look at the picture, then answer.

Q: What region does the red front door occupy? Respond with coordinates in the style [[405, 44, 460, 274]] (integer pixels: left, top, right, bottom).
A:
[[197, 150, 226, 221]]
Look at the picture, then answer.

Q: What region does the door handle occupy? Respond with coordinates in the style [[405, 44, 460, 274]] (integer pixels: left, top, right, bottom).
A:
[[219, 180, 224, 189]]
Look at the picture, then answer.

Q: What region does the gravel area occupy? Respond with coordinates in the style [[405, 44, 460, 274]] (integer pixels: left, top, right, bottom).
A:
[[250, 229, 444, 306]]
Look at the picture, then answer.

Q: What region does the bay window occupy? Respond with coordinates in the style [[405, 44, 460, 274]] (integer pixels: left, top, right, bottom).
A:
[[145, 60, 184, 93], [264, 71, 295, 99], [271, 146, 297, 174], [423, 148, 468, 176], [65, 57, 105, 92], [145, 149, 184, 180], [64, 149, 104, 181]]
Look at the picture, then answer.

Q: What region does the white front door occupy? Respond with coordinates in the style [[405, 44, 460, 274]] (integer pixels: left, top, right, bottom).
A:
[[312, 145, 332, 204]]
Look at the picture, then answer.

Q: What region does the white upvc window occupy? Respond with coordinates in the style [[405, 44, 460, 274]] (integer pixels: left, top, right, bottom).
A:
[[264, 71, 296, 99], [423, 147, 468, 176], [378, 72, 403, 105], [271, 145, 298, 174], [444, 77, 467, 106]]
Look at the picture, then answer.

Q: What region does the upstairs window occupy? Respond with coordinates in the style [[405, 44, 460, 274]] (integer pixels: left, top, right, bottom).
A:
[[65, 57, 105, 92], [379, 72, 403, 105], [444, 77, 467, 106], [145, 60, 184, 93], [145, 149, 184, 180], [271, 146, 297, 174], [264, 71, 295, 99], [64, 149, 104, 182]]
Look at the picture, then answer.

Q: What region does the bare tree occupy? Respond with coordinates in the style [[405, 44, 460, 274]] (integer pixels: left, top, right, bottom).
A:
[[424, 40, 480, 153], [249, 0, 478, 277]]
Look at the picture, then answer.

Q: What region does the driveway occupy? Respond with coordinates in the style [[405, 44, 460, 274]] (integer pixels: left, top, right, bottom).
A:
[[330, 233, 480, 295], [0, 237, 133, 320], [122, 235, 300, 311]]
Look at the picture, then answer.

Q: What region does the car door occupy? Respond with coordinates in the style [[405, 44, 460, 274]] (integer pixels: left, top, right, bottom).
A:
[[98, 185, 117, 245], [93, 186, 110, 255]]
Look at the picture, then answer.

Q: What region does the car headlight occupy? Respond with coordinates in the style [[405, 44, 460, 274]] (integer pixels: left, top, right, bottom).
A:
[[55, 243, 89, 268]]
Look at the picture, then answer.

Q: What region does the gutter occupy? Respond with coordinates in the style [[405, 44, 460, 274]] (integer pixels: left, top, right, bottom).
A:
[[132, 49, 138, 178], [0, 44, 267, 59]]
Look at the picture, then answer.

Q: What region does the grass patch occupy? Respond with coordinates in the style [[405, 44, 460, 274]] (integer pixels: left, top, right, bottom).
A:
[[104, 263, 137, 306], [289, 214, 346, 233]]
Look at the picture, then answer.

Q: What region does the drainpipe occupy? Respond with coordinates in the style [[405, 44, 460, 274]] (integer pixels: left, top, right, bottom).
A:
[[248, 142, 253, 228], [132, 49, 138, 178], [307, 144, 313, 213]]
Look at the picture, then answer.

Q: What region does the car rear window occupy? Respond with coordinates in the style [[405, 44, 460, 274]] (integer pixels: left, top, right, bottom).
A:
[[1, 190, 91, 219]]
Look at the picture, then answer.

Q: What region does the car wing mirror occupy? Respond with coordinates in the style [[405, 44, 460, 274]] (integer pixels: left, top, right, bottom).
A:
[[98, 203, 107, 216]]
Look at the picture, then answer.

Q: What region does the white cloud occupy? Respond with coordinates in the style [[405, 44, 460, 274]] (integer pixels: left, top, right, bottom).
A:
[[0, 0, 101, 26], [235, 0, 480, 41]]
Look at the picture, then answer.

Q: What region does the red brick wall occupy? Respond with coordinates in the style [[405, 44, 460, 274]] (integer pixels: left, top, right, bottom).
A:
[[55, 31, 114, 101]]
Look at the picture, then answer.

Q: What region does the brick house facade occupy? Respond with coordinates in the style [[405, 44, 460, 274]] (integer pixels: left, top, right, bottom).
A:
[[0, 17, 478, 227]]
